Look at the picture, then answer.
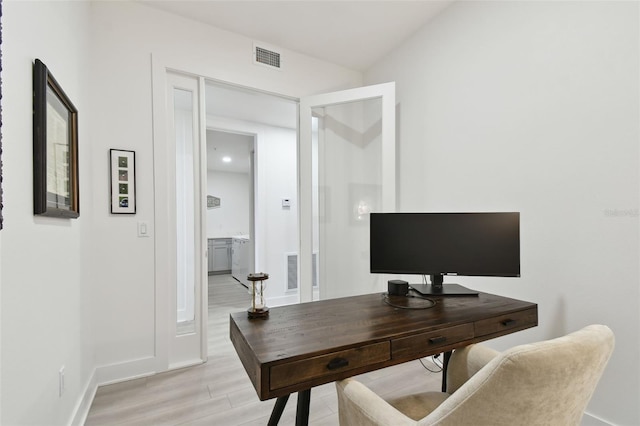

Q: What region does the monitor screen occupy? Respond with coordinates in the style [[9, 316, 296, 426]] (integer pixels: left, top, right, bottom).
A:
[[370, 212, 520, 278]]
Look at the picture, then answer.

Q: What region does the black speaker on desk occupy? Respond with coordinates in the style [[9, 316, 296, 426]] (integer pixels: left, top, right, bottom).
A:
[[387, 279, 409, 296]]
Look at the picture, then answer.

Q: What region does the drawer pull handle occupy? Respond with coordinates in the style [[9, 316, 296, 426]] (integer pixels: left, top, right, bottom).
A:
[[501, 319, 517, 327], [429, 336, 447, 344], [327, 357, 349, 370]]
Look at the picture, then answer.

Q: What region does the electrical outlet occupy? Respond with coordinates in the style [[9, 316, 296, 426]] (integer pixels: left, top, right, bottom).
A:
[[59, 366, 65, 397]]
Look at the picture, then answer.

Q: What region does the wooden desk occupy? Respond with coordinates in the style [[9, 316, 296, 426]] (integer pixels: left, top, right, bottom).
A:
[[230, 292, 537, 425]]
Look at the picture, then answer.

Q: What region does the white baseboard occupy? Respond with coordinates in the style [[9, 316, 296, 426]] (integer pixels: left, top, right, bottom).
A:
[[268, 294, 298, 307], [95, 356, 157, 386], [70, 369, 97, 426], [66, 357, 157, 426], [268, 289, 321, 307], [582, 412, 614, 426]]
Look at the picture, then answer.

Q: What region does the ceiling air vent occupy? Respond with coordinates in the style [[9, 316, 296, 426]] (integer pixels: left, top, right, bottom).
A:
[[254, 44, 282, 70]]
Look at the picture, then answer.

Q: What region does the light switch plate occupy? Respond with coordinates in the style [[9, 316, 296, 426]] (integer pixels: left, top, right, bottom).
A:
[[138, 221, 150, 237]]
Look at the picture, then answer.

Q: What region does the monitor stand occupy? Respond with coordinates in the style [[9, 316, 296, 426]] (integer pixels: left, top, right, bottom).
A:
[[409, 274, 479, 297]]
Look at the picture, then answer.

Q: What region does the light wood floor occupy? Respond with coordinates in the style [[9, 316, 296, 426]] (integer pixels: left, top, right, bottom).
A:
[[85, 275, 443, 425]]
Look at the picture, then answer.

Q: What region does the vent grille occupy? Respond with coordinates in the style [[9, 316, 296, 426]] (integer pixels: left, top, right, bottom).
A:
[[286, 253, 318, 290], [287, 255, 297, 290], [255, 46, 281, 69]]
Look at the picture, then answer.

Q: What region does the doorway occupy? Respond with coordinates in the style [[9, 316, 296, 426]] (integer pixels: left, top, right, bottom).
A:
[[205, 128, 255, 283], [204, 81, 299, 351], [152, 59, 396, 370]]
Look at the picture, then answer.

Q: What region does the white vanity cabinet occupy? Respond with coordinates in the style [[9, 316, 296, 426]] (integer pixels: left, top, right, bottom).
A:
[[208, 238, 232, 274], [232, 236, 250, 286]]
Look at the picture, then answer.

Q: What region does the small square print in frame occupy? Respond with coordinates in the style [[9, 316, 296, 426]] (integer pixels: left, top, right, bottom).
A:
[[110, 149, 136, 214]]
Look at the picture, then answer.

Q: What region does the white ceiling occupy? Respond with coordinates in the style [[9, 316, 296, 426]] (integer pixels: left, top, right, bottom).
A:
[[207, 129, 254, 173], [205, 82, 297, 130], [139, 0, 454, 72], [205, 83, 297, 172]]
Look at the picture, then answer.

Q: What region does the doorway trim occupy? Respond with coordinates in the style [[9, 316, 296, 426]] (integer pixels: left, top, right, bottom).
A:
[[298, 82, 396, 302], [151, 59, 208, 372], [151, 53, 300, 374]]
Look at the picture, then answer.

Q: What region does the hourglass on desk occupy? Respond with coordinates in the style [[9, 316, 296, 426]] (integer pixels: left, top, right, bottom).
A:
[[247, 272, 269, 319]]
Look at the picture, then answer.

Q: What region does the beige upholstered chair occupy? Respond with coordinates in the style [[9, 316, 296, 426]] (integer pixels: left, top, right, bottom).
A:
[[335, 324, 614, 426]]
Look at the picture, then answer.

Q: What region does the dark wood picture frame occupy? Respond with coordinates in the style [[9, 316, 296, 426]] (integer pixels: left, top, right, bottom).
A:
[[1, 0, 4, 229], [109, 149, 136, 214], [33, 59, 79, 218]]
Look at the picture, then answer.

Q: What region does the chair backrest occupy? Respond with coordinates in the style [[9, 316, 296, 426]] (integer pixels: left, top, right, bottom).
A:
[[423, 325, 615, 426]]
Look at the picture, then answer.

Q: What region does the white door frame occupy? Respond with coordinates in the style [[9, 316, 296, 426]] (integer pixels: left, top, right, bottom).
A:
[[152, 58, 208, 371], [299, 82, 396, 303], [151, 54, 393, 372], [151, 55, 292, 373]]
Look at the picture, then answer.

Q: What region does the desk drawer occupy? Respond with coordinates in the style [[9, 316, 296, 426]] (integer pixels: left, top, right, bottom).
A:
[[392, 324, 474, 359], [475, 307, 538, 337], [270, 342, 390, 390]]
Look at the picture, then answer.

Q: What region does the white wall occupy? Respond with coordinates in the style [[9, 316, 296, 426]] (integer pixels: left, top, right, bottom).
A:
[[1, 1, 94, 424], [365, 2, 639, 424], [1, 0, 362, 423], [87, 0, 360, 382], [208, 116, 298, 306], [207, 170, 250, 238]]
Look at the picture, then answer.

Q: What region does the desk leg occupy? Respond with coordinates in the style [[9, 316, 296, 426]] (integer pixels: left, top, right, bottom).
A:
[[441, 351, 452, 392], [268, 395, 289, 426], [295, 389, 311, 426]]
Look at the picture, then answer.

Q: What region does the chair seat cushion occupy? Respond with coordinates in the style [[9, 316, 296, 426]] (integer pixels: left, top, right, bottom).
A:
[[388, 391, 450, 421]]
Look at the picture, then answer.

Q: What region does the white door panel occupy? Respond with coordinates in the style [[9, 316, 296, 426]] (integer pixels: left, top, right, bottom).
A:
[[299, 82, 396, 302], [154, 69, 207, 370]]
